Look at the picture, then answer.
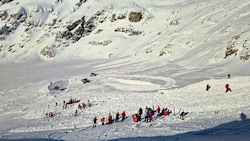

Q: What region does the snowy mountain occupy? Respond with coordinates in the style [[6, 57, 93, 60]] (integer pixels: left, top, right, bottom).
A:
[[0, 0, 249, 62], [0, 0, 250, 141]]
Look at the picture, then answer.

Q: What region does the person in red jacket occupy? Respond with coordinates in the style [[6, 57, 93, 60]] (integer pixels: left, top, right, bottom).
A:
[[107, 113, 113, 124], [225, 84, 232, 93], [157, 106, 161, 116], [121, 111, 126, 122], [101, 117, 105, 125]]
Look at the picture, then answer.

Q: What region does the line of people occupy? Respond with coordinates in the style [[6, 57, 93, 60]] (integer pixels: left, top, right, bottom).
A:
[[93, 111, 127, 128], [92, 105, 172, 128], [136, 106, 170, 123]]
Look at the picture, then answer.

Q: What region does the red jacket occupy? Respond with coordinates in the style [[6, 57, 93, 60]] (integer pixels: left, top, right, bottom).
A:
[[121, 111, 126, 117], [226, 84, 229, 89], [101, 117, 105, 123]]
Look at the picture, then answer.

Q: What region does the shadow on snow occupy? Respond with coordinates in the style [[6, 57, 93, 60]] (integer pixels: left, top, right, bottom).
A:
[[109, 113, 250, 141]]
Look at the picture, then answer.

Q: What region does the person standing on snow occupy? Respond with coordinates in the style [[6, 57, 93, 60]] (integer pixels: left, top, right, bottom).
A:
[[138, 108, 143, 116], [157, 105, 161, 116], [121, 111, 126, 122], [225, 84, 232, 93], [107, 113, 113, 124], [206, 84, 211, 91], [115, 112, 120, 122], [93, 117, 97, 128], [101, 117, 105, 125], [145, 107, 149, 122]]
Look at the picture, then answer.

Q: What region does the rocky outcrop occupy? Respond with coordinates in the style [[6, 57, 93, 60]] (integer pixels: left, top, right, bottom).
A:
[[225, 34, 249, 61], [128, 12, 142, 22]]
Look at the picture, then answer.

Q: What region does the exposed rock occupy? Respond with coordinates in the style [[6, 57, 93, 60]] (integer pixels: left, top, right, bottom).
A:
[[114, 27, 142, 36], [0, 10, 8, 21], [128, 11, 142, 22], [0, 0, 13, 5], [88, 40, 112, 46]]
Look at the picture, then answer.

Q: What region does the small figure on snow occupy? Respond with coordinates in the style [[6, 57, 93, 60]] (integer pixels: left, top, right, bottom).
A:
[[93, 117, 97, 128], [145, 107, 149, 122], [101, 117, 105, 125], [225, 84, 232, 93], [63, 101, 67, 109], [107, 113, 113, 124], [206, 84, 211, 91], [49, 112, 54, 117], [138, 108, 143, 116], [115, 112, 120, 122], [180, 111, 185, 120], [157, 105, 161, 115], [82, 102, 87, 108], [163, 109, 168, 116], [135, 113, 141, 122], [121, 111, 126, 122], [228, 74, 231, 79], [78, 104, 83, 110], [148, 108, 153, 122], [74, 109, 78, 116], [87, 100, 91, 107]]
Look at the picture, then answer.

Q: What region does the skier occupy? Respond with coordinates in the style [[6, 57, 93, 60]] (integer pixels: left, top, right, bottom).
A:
[[206, 84, 211, 91], [101, 117, 105, 125], [93, 117, 97, 128], [225, 84, 232, 93], [228, 74, 231, 79], [121, 111, 126, 122]]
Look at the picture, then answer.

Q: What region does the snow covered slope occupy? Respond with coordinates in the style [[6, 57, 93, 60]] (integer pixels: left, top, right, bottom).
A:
[[0, 0, 249, 63], [0, 0, 250, 141]]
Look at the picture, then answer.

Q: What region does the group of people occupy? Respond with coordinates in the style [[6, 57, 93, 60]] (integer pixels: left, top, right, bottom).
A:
[[142, 106, 170, 123], [62, 97, 78, 109], [77, 100, 91, 110], [92, 105, 172, 128], [93, 111, 127, 128], [206, 74, 232, 93]]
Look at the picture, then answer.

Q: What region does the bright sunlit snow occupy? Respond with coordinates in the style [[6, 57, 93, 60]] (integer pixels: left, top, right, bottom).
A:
[[0, 0, 250, 141]]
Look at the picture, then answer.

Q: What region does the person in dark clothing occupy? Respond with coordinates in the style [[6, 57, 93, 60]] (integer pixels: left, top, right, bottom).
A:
[[115, 112, 120, 122], [93, 117, 97, 128], [206, 84, 211, 91], [139, 108, 143, 116], [135, 113, 141, 122]]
